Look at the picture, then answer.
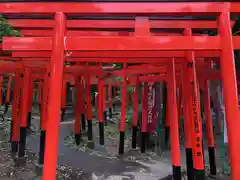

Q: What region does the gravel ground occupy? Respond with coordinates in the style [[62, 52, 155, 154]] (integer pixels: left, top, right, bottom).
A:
[[0, 119, 92, 180]]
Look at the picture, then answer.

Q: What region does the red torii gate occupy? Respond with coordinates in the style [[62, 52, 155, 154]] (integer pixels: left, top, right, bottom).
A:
[[0, 38, 227, 179], [8, 19, 236, 29], [1, 2, 240, 180], [5, 16, 226, 156]]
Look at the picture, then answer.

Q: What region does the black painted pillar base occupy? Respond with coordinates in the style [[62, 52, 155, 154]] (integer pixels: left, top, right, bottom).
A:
[[132, 126, 137, 149], [113, 103, 116, 112], [2, 94, 6, 106], [27, 112, 32, 129], [87, 120, 93, 141], [10, 120, 13, 142], [141, 132, 147, 153], [119, 131, 125, 155], [194, 169, 205, 180], [172, 165, 181, 180], [38, 130, 46, 165], [146, 132, 151, 150], [91, 94, 95, 106], [4, 102, 9, 114], [39, 104, 41, 112], [109, 108, 113, 119], [60, 108, 65, 122], [202, 140, 206, 170], [186, 148, 194, 180], [11, 141, 18, 153], [99, 122, 104, 145], [18, 127, 27, 157], [81, 113, 86, 131], [87, 140, 95, 149], [104, 111, 108, 126], [75, 133, 81, 145], [164, 126, 170, 149], [208, 147, 217, 176]]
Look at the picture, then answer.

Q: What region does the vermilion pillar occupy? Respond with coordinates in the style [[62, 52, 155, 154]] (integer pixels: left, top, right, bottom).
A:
[[86, 75, 93, 146], [80, 77, 86, 131], [197, 80, 206, 167], [27, 77, 33, 130], [167, 59, 181, 180], [181, 61, 194, 180], [218, 9, 240, 180], [184, 28, 205, 180], [42, 12, 66, 180], [132, 78, 139, 149], [18, 68, 31, 157], [103, 85, 108, 126], [203, 79, 216, 176], [141, 83, 148, 153], [74, 76, 82, 145], [11, 70, 21, 153], [39, 70, 49, 165], [108, 84, 113, 120], [119, 74, 127, 154], [98, 78, 104, 145]]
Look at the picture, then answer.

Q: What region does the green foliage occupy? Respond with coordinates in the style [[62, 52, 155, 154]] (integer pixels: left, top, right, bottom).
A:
[[113, 76, 122, 82], [0, 14, 21, 42]]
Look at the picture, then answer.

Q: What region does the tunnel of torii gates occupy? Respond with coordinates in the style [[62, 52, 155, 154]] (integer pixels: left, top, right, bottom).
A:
[[0, 2, 240, 180]]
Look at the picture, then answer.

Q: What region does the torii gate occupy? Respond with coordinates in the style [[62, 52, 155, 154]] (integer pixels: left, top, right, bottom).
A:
[[1, 17, 234, 180], [1, 2, 240, 180]]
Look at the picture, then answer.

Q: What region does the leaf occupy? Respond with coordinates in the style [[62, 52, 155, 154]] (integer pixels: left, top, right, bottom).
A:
[[9, 30, 21, 37], [0, 14, 22, 41]]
